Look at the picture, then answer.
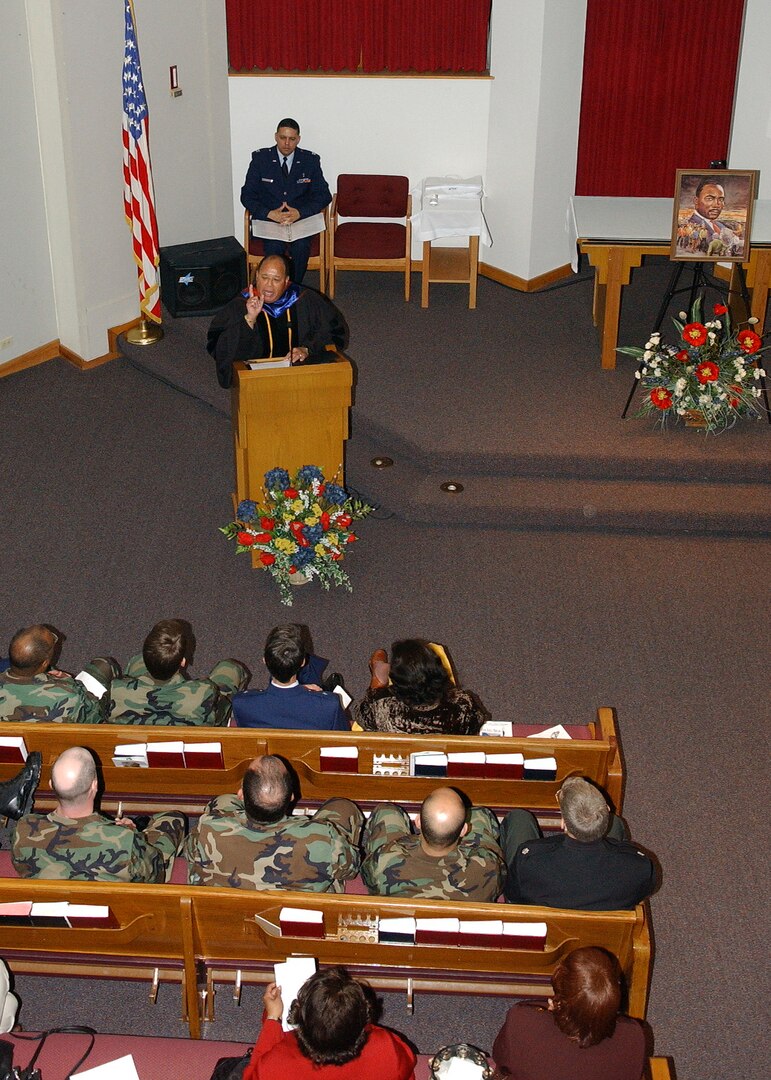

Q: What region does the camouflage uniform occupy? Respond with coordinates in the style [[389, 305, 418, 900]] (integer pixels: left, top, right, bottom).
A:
[[107, 654, 249, 726], [0, 658, 116, 724], [185, 794, 363, 891], [361, 803, 505, 902], [12, 810, 186, 882]]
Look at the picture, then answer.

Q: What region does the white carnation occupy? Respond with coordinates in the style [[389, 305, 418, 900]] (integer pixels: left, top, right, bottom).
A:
[[679, 311, 687, 320], [634, 371, 641, 380], [643, 350, 654, 361], [749, 316, 759, 324], [675, 378, 687, 393], [699, 394, 710, 405], [755, 368, 766, 378]]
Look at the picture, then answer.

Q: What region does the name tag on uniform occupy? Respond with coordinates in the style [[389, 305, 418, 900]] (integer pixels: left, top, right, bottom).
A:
[[261, 178, 273, 183]]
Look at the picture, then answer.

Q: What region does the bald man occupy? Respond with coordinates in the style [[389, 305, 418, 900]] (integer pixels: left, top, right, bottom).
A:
[[361, 788, 505, 902], [185, 754, 362, 890], [0, 625, 115, 724], [12, 747, 186, 882]]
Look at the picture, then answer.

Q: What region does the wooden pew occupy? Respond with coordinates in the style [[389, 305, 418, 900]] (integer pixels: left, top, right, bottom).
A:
[[0, 876, 651, 1037], [0, 706, 624, 820]]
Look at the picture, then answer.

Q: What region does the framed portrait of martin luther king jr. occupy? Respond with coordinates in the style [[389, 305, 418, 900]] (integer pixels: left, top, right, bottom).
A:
[[671, 169, 758, 263]]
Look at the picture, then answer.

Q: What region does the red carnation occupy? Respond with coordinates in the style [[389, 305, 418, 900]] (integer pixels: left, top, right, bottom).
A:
[[696, 361, 719, 384], [259, 552, 276, 566], [336, 513, 352, 528], [650, 388, 672, 410], [332, 553, 343, 561], [713, 303, 728, 315], [317, 484, 325, 494], [254, 532, 272, 543], [320, 512, 331, 530], [675, 350, 689, 362], [289, 522, 305, 540], [236, 531, 256, 546], [682, 323, 708, 346], [284, 487, 299, 498], [729, 384, 742, 408], [346, 533, 358, 543], [260, 517, 275, 531], [288, 566, 298, 574], [737, 329, 761, 354]]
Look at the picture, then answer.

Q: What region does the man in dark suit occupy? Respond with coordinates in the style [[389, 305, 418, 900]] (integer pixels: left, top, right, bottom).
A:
[[232, 625, 349, 731], [240, 118, 331, 282], [500, 776, 656, 910]]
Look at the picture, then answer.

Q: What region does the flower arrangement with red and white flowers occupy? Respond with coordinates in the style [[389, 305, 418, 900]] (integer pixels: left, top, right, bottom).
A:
[[618, 298, 768, 433], [220, 466, 373, 604]]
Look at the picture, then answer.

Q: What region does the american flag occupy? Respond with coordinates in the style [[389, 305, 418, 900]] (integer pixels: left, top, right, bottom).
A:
[[122, 0, 161, 322]]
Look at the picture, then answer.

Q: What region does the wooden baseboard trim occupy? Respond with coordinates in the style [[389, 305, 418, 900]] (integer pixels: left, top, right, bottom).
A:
[[1, 317, 141, 378], [480, 262, 573, 292], [0, 340, 60, 379]]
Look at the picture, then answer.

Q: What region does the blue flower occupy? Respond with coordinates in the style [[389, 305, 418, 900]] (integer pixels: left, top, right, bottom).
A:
[[304, 524, 324, 544], [297, 465, 325, 485], [264, 468, 291, 491], [324, 483, 348, 505], [236, 499, 257, 522], [293, 546, 314, 569]]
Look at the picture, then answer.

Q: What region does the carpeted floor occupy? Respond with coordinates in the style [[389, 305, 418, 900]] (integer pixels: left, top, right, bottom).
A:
[[0, 260, 768, 1080]]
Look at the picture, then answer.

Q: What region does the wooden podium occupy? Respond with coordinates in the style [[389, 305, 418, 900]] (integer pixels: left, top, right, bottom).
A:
[[231, 352, 353, 523]]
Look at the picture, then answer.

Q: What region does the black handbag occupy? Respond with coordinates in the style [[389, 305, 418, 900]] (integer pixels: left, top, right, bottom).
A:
[[208, 1051, 251, 1080], [1, 1026, 96, 1079], [0, 753, 42, 821]]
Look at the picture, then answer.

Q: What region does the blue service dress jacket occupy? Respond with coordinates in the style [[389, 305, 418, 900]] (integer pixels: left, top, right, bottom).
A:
[[241, 146, 331, 222], [232, 681, 349, 731]]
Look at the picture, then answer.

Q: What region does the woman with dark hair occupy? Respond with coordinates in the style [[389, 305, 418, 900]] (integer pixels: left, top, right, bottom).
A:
[[242, 966, 416, 1079], [492, 947, 646, 1080], [352, 639, 490, 735]]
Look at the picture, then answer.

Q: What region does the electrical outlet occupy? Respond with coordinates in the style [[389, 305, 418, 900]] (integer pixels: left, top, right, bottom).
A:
[[0, 336, 13, 350]]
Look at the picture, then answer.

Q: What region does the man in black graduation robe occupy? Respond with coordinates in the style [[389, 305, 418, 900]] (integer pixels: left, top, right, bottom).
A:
[[207, 254, 348, 389]]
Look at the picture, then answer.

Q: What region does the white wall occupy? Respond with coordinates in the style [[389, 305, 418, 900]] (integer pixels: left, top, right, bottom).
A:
[[0, 1, 57, 364], [485, 0, 587, 281], [729, 0, 771, 198], [228, 76, 491, 259], [2, 0, 233, 366]]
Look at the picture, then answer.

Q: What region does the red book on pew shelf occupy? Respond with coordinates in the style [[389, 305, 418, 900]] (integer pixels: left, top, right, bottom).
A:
[[182, 742, 224, 770], [484, 753, 524, 779], [378, 917, 416, 945], [319, 746, 359, 773], [415, 917, 460, 946], [0, 901, 33, 925], [501, 921, 547, 950], [145, 741, 186, 769], [64, 904, 119, 929], [279, 907, 325, 939], [458, 919, 503, 948], [446, 752, 486, 779], [0, 737, 28, 763]]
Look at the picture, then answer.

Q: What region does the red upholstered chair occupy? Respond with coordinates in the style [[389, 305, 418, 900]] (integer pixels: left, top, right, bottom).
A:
[[328, 174, 412, 300], [243, 208, 327, 291]]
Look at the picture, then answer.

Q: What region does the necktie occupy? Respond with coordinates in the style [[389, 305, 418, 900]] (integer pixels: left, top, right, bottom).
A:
[[281, 156, 289, 179]]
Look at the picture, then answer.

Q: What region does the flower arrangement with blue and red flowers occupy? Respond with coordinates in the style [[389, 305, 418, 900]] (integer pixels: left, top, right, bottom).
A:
[[220, 466, 373, 604], [618, 297, 769, 433]]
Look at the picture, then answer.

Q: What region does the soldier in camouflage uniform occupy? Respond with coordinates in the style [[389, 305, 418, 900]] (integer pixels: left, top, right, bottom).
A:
[[185, 755, 363, 890], [107, 619, 249, 725], [0, 625, 115, 724], [12, 746, 185, 882], [361, 787, 505, 902]]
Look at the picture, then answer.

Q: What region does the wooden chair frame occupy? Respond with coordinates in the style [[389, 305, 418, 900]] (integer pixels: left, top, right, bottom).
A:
[[328, 187, 412, 301]]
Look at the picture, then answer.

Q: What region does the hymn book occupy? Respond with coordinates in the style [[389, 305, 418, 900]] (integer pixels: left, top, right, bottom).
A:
[[0, 736, 28, 763]]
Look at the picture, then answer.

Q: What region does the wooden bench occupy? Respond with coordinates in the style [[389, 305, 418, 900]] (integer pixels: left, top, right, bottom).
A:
[[0, 877, 651, 1038], [0, 706, 624, 821], [2, 1032, 676, 1080]]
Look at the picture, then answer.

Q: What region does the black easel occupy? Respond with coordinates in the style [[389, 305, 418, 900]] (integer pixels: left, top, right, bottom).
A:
[[621, 260, 770, 423]]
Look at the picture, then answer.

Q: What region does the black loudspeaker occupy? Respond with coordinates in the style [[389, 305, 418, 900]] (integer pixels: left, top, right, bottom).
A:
[[159, 235, 247, 317]]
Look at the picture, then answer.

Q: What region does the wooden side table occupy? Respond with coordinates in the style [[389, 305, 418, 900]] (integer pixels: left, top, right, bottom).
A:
[[421, 234, 480, 309]]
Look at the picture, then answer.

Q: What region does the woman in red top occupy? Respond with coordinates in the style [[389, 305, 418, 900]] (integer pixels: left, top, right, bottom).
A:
[[492, 947, 647, 1080], [243, 966, 416, 1080]]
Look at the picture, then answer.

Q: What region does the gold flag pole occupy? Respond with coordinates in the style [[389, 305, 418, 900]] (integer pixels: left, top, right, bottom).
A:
[[126, 316, 163, 345]]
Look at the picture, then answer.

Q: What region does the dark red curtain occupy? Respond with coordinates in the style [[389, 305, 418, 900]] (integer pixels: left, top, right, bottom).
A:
[[575, 0, 746, 196], [225, 0, 491, 73]]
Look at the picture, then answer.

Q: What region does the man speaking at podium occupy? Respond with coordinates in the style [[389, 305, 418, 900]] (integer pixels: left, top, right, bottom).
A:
[[208, 254, 348, 389]]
